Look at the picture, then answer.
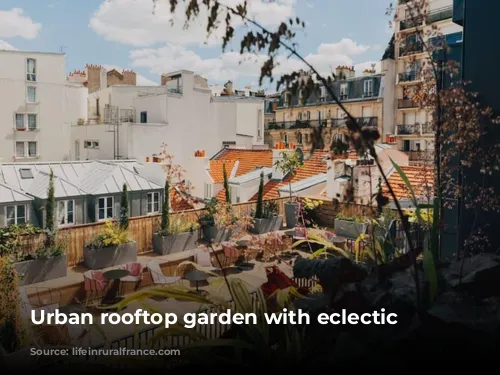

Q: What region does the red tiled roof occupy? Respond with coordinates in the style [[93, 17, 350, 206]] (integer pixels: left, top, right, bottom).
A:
[[170, 188, 194, 211], [383, 166, 434, 200], [209, 160, 237, 183], [250, 150, 329, 200]]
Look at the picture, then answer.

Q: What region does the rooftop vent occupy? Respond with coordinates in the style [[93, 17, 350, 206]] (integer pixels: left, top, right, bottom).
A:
[[19, 168, 33, 179]]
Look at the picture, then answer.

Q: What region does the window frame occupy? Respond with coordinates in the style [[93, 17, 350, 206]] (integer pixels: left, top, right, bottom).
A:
[[363, 79, 374, 96], [5, 204, 28, 226], [98, 196, 114, 221], [27, 85, 37, 103], [27, 141, 37, 158], [56, 199, 75, 227], [147, 192, 161, 214], [26, 58, 37, 82]]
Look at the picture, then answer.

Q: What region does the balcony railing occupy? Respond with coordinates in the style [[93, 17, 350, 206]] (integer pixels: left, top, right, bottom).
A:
[[404, 150, 434, 162], [398, 98, 419, 109], [400, 17, 423, 31], [399, 71, 419, 83], [399, 41, 424, 57], [330, 119, 346, 128], [266, 120, 311, 130], [359, 117, 378, 127], [397, 124, 420, 135], [428, 6, 453, 24]]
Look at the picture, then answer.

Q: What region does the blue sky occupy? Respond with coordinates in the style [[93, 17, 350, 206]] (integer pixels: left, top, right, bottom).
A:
[[0, 0, 393, 89]]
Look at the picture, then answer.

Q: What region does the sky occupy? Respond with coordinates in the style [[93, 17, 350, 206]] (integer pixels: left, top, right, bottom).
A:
[[0, 0, 394, 90]]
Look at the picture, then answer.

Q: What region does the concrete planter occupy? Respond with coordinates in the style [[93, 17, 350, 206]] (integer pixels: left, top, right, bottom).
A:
[[334, 219, 368, 240], [202, 226, 232, 242], [250, 215, 284, 234], [152, 231, 199, 255], [83, 241, 137, 270], [14, 255, 67, 286], [284, 202, 299, 228]]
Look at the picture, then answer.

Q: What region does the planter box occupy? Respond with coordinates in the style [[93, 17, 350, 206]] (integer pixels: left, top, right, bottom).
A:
[[250, 216, 284, 234], [202, 226, 232, 242], [83, 241, 137, 270], [14, 255, 67, 286], [284, 202, 299, 229], [334, 219, 368, 240], [152, 231, 199, 255]]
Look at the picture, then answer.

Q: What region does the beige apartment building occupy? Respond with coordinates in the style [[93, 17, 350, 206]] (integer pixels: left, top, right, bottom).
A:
[[265, 66, 384, 152]]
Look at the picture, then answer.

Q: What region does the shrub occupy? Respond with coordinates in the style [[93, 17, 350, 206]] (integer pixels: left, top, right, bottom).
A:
[[85, 221, 130, 250]]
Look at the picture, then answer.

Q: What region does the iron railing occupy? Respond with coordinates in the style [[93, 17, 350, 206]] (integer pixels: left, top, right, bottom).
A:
[[400, 17, 423, 31], [428, 6, 453, 24], [399, 71, 419, 83], [399, 41, 424, 57], [398, 99, 419, 109], [397, 124, 419, 135], [404, 150, 434, 162]]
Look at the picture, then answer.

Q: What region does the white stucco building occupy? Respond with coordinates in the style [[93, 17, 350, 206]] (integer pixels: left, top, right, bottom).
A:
[[0, 50, 87, 163], [71, 70, 265, 197]]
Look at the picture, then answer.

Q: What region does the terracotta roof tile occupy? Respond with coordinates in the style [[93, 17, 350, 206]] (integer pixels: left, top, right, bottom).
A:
[[209, 160, 237, 183], [170, 188, 194, 211], [251, 150, 329, 200], [383, 166, 434, 201]]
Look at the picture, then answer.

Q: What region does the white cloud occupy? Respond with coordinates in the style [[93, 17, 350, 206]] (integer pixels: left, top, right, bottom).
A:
[[89, 0, 295, 47], [129, 38, 378, 86], [0, 8, 41, 39], [0, 40, 17, 50], [102, 64, 158, 86]]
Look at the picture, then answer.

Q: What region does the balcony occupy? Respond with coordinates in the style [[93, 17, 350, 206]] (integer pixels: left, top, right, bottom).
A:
[[330, 118, 346, 128], [400, 17, 423, 31], [266, 120, 311, 130], [398, 98, 419, 109], [358, 117, 378, 127], [428, 6, 453, 24], [397, 124, 420, 135], [398, 71, 419, 83], [399, 41, 424, 57], [404, 150, 434, 162]]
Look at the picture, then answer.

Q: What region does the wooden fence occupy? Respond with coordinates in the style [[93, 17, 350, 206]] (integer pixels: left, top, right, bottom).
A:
[[31, 197, 290, 267], [313, 199, 376, 228]]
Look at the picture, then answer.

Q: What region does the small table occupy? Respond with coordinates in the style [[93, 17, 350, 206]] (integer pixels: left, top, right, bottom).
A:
[[184, 270, 210, 293], [102, 269, 130, 305]]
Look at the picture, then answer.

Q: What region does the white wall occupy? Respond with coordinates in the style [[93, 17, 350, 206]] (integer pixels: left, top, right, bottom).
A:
[[0, 50, 85, 162], [381, 59, 396, 139]]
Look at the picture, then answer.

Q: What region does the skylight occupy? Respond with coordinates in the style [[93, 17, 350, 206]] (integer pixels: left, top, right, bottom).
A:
[[19, 168, 33, 179]]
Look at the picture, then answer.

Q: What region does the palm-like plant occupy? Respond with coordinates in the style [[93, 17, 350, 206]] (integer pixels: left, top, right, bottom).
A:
[[292, 233, 351, 259]]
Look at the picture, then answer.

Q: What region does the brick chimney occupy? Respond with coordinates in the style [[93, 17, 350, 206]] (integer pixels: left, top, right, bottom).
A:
[[86, 64, 106, 93], [272, 148, 295, 180], [224, 80, 234, 95], [335, 65, 355, 80], [122, 69, 137, 85], [161, 74, 169, 86]]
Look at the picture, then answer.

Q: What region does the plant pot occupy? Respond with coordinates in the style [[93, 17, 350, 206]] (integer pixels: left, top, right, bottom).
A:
[[152, 231, 199, 255], [202, 226, 232, 242], [334, 219, 368, 240], [13, 255, 67, 286], [284, 202, 299, 229], [83, 241, 137, 270], [251, 216, 283, 234]]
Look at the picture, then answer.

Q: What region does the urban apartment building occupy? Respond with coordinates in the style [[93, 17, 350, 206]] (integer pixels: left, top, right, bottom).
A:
[[266, 66, 384, 152], [390, 0, 462, 164], [71, 70, 266, 199], [0, 50, 87, 162]]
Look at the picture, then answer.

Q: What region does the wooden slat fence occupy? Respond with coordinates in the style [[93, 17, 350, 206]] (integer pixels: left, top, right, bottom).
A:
[[19, 197, 289, 267]]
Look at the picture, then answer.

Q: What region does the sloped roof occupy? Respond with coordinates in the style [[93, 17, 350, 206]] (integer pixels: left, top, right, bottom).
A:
[[383, 166, 434, 201], [25, 171, 87, 199], [0, 182, 33, 204], [229, 167, 273, 185], [210, 148, 273, 179], [209, 160, 237, 183], [278, 173, 327, 194]]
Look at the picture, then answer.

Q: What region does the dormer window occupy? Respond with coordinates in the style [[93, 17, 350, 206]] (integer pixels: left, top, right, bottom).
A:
[[284, 92, 291, 107], [319, 86, 326, 101], [340, 83, 348, 100], [363, 80, 374, 97]]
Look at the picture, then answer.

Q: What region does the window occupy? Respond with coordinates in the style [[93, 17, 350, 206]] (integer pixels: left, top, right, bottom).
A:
[[27, 86, 36, 103], [27, 58, 36, 81], [319, 86, 326, 101], [57, 200, 74, 226], [282, 134, 289, 143], [204, 183, 212, 198], [297, 132, 303, 144], [257, 109, 263, 138], [15, 114, 25, 129], [340, 83, 348, 99], [364, 80, 373, 96], [306, 111, 311, 120], [28, 142, 37, 158], [6, 205, 27, 226], [19, 169, 34, 179], [84, 140, 99, 149], [140, 111, 147, 123], [147, 192, 160, 214], [98, 197, 114, 220], [28, 114, 37, 130], [15, 142, 25, 158]]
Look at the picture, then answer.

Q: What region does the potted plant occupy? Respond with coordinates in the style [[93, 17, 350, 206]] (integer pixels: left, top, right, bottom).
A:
[[153, 180, 200, 255], [299, 198, 323, 228], [334, 212, 369, 240], [251, 172, 283, 234], [10, 170, 67, 285], [200, 199, 234, 242], [274, 150, 303, 228], [83, 184, 137, 269]]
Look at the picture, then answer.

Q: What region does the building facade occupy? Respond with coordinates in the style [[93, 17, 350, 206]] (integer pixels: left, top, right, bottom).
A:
[[265, 66, 384, 153], [0, 50, 87, 163], [391, 0, 462, 164]]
